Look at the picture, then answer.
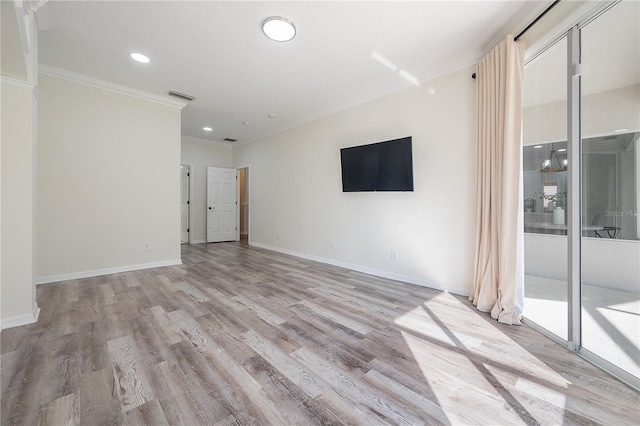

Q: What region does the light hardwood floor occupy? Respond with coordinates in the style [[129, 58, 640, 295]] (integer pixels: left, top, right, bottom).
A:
[[1, 242, 639, 425]]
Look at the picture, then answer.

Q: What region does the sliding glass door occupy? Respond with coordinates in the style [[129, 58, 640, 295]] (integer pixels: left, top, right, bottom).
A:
[[579, 1, 639, 380], [523, 1, 639, 387], [522, 37, 568, 341]]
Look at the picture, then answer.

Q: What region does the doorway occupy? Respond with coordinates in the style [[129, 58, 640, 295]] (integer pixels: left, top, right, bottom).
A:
[[180, 165, 191, 244], [522, 1, 639, 388], [238, 166, 249, 243]]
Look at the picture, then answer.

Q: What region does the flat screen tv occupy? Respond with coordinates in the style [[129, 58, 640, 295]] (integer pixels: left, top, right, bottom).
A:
[[340, 136, 414, 192]]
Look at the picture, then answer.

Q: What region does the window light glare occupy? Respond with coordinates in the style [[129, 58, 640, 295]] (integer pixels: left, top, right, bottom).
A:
[[614, 128, 628, 133], [262, 17, 296, 42], [534, 145, 543, 149], [203, 127, 213, 132], [130, 53, 150, 63], [558, 148, 567, 152]]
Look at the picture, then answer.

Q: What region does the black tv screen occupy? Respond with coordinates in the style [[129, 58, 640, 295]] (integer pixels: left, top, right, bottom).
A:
[[340, 136, 414, 192]]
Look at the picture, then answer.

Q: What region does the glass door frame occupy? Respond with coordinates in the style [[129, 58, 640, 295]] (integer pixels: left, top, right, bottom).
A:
[[523, 1, 639, 391]]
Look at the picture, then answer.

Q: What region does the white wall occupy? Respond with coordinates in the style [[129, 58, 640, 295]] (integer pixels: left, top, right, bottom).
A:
[[36, 75, 182, 282], [181, 138, 233, 243], [0, 80, 39, 327], [233, 67, 477, 295], [524, 84, 640, 145]]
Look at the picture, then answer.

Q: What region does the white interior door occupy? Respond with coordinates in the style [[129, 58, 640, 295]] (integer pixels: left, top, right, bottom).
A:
[[207, 167, 237, 242]]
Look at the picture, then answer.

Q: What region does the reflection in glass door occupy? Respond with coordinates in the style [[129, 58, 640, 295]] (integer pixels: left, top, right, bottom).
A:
[[523, 1, 639, 387], [580, 1, 639, 380], [522, 38, 568, 341]]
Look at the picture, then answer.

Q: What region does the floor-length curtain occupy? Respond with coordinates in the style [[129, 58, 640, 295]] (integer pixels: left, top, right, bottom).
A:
[[470, 35, 526, 325]]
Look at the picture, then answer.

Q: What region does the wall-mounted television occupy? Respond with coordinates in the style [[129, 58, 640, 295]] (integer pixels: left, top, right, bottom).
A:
[[340, 136, 414, 192]]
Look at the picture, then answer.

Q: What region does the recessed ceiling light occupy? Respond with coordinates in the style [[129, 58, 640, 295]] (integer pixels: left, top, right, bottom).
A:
[[268, 113, 277, 119], [262, 17, 296, 42], [242, 122, 250, 126], [203, 127, 213, 132], [534, 145, 543, 149], [130, 52, 150, 63]]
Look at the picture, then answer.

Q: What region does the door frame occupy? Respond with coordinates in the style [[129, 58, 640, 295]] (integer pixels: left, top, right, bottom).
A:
[[236, 165, 250, 243], [180, 164, 193, 244]]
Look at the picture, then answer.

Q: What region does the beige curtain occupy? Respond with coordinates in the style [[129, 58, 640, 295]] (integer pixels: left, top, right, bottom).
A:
[[470, 35, 526, 325]]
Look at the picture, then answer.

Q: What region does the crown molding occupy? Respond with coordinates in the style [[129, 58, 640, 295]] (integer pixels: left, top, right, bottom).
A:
[[181, 136, 233, 149], [481, 1, 550, 54], [0, 75, 40, 100], [1, 74, 36, 90], [38, 64, 187, 109], [35, 1, 51, 31]]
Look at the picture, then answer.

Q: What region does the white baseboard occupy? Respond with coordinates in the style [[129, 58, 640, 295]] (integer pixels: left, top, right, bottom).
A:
[[249, 241, 470, 297], [35, 259, 183, 285], [1, 303, 40, 330], [190, 239, 207, 244]]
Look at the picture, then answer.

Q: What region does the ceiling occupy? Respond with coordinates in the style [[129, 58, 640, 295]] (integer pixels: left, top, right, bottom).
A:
[[36, 1, 543, 146]]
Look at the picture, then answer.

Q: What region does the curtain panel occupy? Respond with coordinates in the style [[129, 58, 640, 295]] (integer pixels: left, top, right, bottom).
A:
[[470, 35, 526, 325]]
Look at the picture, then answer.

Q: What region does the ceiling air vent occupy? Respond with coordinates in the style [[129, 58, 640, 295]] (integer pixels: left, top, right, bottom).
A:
[[223, 138, 237, 142], [168, 90, 196, 102]]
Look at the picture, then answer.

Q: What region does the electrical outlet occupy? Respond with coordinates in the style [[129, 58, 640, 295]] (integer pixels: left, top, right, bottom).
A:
[[143, 242, 151, 251], [391, 249, 398, 260]]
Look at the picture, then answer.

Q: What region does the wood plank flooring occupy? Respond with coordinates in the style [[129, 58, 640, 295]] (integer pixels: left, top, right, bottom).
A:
[[2, 242, 639, 425]]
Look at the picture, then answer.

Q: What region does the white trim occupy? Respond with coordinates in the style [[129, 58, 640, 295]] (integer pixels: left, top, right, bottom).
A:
[[38, 65, 187, 109], [181, 164, 193, 244], [249, 241, 470, 297], [35, 2, 51, 32], [0, 75, 37, 91], [191, 239, 207, 244], [0, 303, 40, 331], [181, 136, 233, 149], [235, 165, 250, 242], [35, 259, 182, 285], [0, 76, 40, 101]]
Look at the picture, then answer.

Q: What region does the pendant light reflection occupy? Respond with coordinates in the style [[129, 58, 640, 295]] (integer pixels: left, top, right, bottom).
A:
[[541, 143, 568, 172]]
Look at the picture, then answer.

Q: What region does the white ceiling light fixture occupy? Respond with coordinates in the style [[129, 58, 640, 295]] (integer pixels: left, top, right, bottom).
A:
[[203, 127, 213, 132], [262, 16, 296, 42], [130, 52, 150, 63]]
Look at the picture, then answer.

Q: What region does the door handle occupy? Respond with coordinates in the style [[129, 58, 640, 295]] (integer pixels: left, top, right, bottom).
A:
[[208, 207, 213, 210]]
